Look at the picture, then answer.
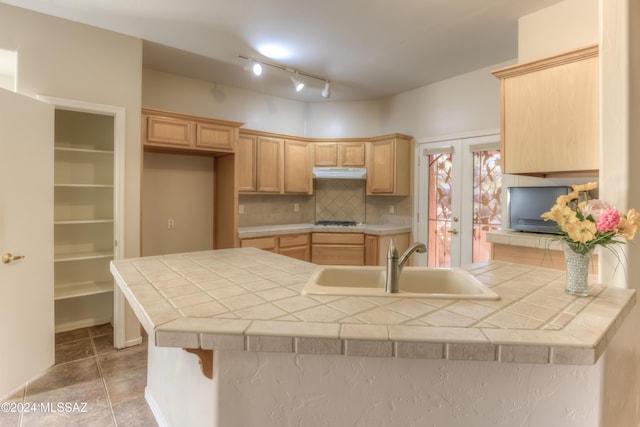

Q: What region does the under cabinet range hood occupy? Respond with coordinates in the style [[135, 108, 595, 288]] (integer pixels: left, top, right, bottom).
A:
[[312, 167, 367, 180]]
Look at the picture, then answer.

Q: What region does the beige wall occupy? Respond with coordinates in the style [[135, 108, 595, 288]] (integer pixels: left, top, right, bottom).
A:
[[142, 152, 214, 256], [518, 0, 599, 61], [600, 0, 640, 425]]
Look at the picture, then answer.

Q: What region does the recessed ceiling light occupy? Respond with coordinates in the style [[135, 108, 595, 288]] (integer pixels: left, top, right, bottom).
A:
[[257, 44, 291, 60]]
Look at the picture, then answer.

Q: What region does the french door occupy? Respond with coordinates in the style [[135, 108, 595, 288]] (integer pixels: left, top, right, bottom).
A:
[[416, 134, 501, 268]]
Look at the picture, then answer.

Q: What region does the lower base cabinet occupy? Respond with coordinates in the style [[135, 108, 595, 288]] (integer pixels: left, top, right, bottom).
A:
[[311, 233, 365, 265], [241, 233, 310, 262], [364, 233, 411, 266]]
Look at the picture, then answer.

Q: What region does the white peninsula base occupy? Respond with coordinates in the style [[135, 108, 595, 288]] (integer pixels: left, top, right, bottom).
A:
[[144, 339, 603, 427]]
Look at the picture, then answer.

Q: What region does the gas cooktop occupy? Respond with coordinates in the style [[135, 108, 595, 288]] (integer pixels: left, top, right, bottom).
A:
[[314, 221, 359, 227]]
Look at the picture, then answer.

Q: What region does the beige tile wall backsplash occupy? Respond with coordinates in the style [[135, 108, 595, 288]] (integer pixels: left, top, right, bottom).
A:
[[314, 180, 366, 223], [239, 181, 413, 227], [238, 194, 314, 227]]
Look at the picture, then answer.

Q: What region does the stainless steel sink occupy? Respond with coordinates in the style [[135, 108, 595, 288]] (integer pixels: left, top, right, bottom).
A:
[[303, 266, 500, 300]]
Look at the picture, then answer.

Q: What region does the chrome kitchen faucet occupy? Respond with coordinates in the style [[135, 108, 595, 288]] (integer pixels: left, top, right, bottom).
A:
[[385, 239, 427, 293]]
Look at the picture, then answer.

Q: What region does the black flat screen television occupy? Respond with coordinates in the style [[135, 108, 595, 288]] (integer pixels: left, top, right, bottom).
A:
[[508, 186, 571, 234]]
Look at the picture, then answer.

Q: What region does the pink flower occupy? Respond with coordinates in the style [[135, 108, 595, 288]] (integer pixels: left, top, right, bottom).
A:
[[596, 208, 620, 232], [582, 199, 615, 221]]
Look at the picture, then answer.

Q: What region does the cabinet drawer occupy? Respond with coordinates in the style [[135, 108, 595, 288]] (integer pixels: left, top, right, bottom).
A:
[[311, 245, 364, 265], [241, 237, 277, 250], [312, 233, 364, 245], [279, 233, 310, 248]]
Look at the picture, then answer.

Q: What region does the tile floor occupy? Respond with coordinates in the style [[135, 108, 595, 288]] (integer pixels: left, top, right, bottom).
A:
[[0, 324, 158, 427]]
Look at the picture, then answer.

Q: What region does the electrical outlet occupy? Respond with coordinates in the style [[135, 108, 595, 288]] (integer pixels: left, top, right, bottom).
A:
[[239, 204, 244, 214], [389, 205, 395, 214], [167, 218, 175, 230], [294, 203, 299, 212]]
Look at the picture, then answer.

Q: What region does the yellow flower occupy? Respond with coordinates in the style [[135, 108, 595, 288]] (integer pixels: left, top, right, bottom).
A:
[[542, 204, 576, 226], [572, 182, 598, 192], [556, 192, 578, 206], [626, 208, 640, 227], [565, 220, 597, 243], [617, 217, 638, 239]]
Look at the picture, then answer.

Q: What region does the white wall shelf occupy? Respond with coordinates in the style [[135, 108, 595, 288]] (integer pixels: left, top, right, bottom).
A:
[[54, 281, 114, 300]]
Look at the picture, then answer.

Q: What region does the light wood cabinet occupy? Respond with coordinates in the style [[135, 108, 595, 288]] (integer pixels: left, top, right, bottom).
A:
[[367, 135, 412, 195], [313, 141, 366, 167], [239, 131, 313, 195], [311, 233, 365, 265], [364, 233, 411, 266], [284, 139, 312, 194], [256, 136, 283, 193], [492, 45, 599, 176], [237, 133, 257, 192], [142, 109, 241, 154], [241, 233, 310, 261]]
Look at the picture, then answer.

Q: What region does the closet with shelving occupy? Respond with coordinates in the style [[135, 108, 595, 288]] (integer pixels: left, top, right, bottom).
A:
[[53, 109, 115, 331]]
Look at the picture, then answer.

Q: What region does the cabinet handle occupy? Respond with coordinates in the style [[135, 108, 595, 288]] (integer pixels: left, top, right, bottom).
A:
[[2, 253, 25, 264]]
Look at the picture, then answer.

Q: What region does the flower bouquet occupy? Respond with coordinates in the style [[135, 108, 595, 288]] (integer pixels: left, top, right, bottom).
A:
[[541, 182, 640, 295]]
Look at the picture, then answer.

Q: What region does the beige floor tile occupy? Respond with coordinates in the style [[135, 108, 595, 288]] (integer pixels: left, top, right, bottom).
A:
[[54, 339, 95, 364]]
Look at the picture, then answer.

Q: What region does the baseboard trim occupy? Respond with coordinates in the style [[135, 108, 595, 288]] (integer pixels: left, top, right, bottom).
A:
[[54, 317, 112, 333], [145, 386, 169, 427]]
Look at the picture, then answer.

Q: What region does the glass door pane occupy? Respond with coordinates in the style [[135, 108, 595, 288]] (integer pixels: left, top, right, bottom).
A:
[[472, 149, 502, 263], [427, 152, 452, 267]]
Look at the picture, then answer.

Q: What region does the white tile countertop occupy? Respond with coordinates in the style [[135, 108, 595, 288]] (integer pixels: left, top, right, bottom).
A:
[[238, 223, 412, 239], [110, 248, 635, 365]]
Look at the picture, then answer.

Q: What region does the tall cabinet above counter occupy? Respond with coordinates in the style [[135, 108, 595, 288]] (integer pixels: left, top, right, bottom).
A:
[[492, 45, 599, 177]]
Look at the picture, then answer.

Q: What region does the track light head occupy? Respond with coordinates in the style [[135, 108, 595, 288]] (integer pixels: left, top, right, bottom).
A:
[[322, 81, 331, 98], [251, 62, 262, 76], [290, 73, 304, 92]]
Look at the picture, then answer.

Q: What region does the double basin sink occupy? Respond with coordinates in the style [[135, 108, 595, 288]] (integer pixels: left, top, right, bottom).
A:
[[303, 266, 500, 300]]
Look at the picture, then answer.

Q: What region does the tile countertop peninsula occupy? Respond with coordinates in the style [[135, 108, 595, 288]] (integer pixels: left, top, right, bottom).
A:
[[238, 223, 412, 239], [110, 248, 635, 366]]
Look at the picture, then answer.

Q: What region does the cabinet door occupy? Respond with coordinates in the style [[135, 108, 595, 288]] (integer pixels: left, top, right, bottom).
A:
[[256, 137, 283, 193], [145, 115, 194, 148], [368, 138, 396, 194], [241, 237, 277, 251], [284, 140, 312, 194], [339, 143, 366, 167], [237, 134, 257, 192], [364, 235, 379, 266], [279, 245, 311, 262], [196, 123, 235, 152], [494, 46, 599, 175], [314, 143, 338, 166]]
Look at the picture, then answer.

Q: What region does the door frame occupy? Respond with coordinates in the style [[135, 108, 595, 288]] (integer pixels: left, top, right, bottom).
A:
[[413, 129, 499, 267], [38, 95, 130, 348]]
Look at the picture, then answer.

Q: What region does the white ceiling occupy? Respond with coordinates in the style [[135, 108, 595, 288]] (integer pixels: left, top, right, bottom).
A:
[[1, 0, 563, 102]]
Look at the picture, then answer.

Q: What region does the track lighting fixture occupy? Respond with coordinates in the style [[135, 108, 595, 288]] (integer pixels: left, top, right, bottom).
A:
[[322, 81, 331, 99], [238, 54, 331, 98], [290, 73, 304, 92]]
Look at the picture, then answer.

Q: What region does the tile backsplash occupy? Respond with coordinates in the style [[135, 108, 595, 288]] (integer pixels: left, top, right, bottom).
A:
[[314, 179, 366, 223], [238, 180, 412, 227]]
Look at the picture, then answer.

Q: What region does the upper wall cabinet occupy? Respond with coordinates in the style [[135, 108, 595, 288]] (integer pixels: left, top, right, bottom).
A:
[[238, 131, 312, 194], [367, 134, 412, 195], [284, 139, 312, 194], [313, 141, 366, 167], [142, 109, 242, 154], [492, 45, 599, 176]]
